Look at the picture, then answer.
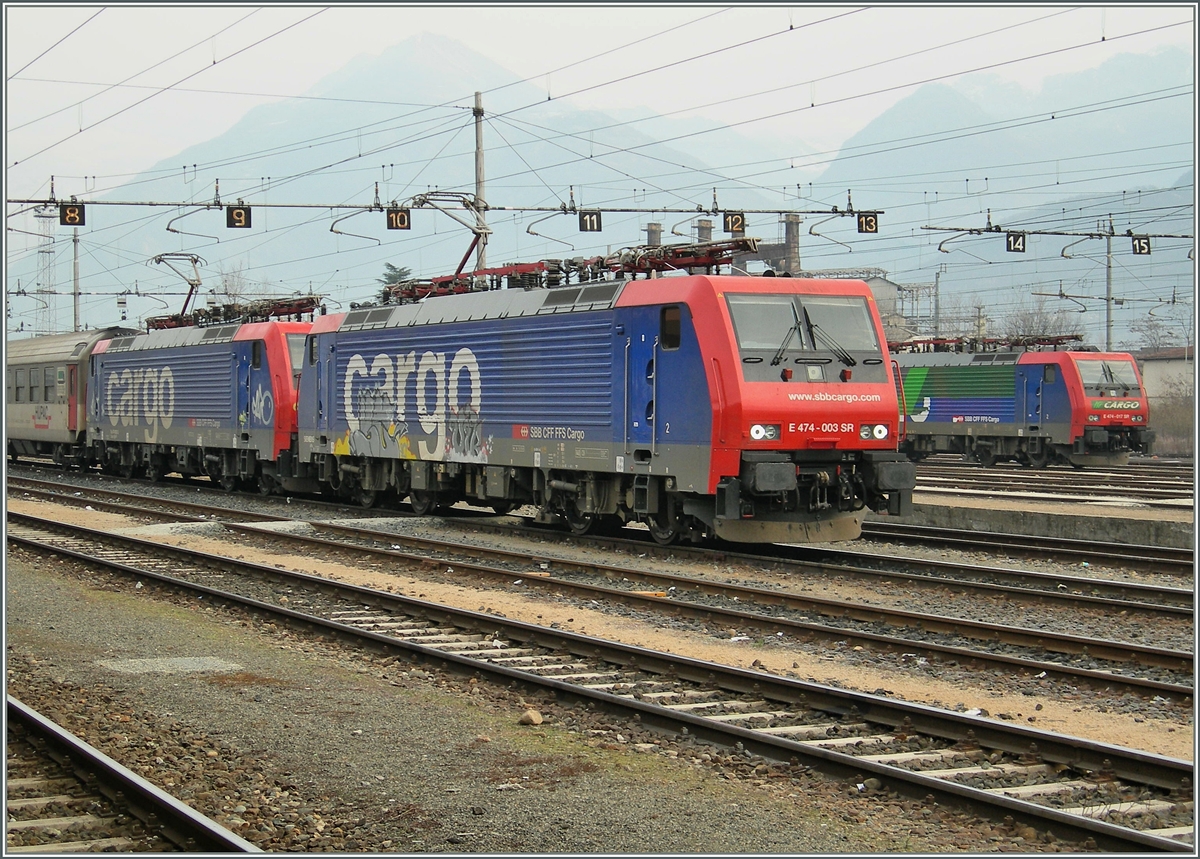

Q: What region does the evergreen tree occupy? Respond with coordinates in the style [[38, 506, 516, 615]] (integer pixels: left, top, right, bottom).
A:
[[378, 263, 412, 286], [378, 263, 413, 304]]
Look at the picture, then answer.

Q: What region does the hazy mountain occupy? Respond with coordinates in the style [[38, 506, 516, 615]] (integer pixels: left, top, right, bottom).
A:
[[796, 45, 1193, 347], [10, 35, 1191, 341], [812, 46, 1194, 217]]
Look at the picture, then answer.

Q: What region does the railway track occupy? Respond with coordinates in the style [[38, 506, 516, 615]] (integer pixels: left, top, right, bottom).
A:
[[859, 521, 1194, 574], [5, 697, 257, 853], [464, 516, 1193, 610], [7, 474, 1195, 699], [912, 456, 1194, 506], [9, 474, 1192, 607], [9, 463, 1193, 571], [5, 519, 1193, 852], [6, 486, 1193, 701]]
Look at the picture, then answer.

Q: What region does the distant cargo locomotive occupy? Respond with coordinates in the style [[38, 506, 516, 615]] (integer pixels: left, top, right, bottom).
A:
[[893, 341, 1154, 468], [6, 240, 916, 544]]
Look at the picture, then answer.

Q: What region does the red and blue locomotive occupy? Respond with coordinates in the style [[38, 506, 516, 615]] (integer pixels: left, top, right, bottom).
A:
[[893, 339, 1154, 467], [85, 315, 313, 489], [294, 243, 914, 543]]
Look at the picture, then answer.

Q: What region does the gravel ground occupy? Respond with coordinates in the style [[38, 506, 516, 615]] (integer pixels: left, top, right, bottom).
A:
[[7, 473, 1193, 753], [3, 547, 1081, 853]]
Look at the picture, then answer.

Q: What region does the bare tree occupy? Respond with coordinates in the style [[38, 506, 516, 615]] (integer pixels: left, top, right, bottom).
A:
[[1001, 296, 1079, 340], [936, 295, 992, 340], [1122, 315, 1181, 353], [213, 261, 268, 305]]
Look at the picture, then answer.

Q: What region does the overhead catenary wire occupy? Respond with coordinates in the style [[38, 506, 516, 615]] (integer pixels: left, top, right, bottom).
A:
[[6, 7, 104, 81], [10, 8, 331, 168], [9, 10, 1190, 343]]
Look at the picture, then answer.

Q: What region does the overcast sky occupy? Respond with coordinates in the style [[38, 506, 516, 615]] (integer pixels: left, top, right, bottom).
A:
[[6, 3, 1194, 200], [3, 4, 1195, 342]]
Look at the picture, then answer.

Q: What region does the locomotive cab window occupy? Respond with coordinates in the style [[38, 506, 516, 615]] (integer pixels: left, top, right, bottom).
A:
[[800, 296, 881, 352], [660, 306, 681, 350], [1043, 365, 1056, 384], [1077, 358, 1139, 392], [251, 341, 263, 369], [725, 295, 812, 351], [307, 335, 318, 366], [287, 334, 307, 387]]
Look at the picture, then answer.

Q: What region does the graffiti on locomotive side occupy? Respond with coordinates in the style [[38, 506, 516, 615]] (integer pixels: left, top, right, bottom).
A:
[[342, 347, 489, 461], [251, 384, 275, 425], [103, 366, 175, 442]]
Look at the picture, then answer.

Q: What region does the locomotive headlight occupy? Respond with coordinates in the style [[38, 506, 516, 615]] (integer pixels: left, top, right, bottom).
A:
[[1133, 415, 1144, 422], [750, 423, 781, 441], [860, 424, 889, 440], [1087, 414, 1099, 422]]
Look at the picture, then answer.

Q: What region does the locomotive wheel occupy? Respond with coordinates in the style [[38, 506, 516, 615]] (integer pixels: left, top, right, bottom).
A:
[[409, 490, 438, 516], [146, 460, 165, 483], [119, 461, 137, 480], [220, 474, 240, 492], [562, 505, 596, 536], [258, 474, 277, 496], [647, 515, 679, 546], [975, 449, 997, 468], [357, 488, 378, 508], [489, 502, 516, 516], [1025, 449, 1050, 469]]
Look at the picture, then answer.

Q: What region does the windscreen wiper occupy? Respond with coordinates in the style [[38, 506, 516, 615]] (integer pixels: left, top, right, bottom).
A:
[[804, 306, 857, 367], [771, 312, 803, 366]]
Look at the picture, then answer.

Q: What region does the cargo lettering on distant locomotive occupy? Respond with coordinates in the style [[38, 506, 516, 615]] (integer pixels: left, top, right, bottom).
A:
[[1092, 400, 1141, 410], [104, 366, 175, 441], [343, 347, 482, 460]]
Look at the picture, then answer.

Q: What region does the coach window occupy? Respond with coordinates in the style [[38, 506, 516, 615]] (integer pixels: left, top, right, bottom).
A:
[[44, 368, 56, 401], [6, 370, 13, 403], [29, 366, 41, 403], [252, 341, 263, 369], [1043, 365, 1056, 384], [15, 368, 27, 403], [660, 306, 681, 350]]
